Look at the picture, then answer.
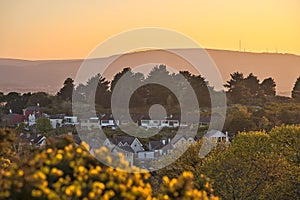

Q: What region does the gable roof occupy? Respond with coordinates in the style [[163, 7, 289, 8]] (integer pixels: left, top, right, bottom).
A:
[[204, 130, 226, 138], [149, 141, 165, 150], [24, 106, 41, 111], [108, 136, 136, 146], [171, 133, 195, 145]]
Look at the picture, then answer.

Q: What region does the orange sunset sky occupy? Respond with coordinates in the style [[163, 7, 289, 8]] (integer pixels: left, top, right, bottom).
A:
[[0, 0, 300, 60]]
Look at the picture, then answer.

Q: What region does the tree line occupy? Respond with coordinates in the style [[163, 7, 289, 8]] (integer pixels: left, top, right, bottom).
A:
[[1, 65, 300, 131]]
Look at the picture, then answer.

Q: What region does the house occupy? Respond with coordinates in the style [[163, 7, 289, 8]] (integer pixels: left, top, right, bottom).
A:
[[111, 145, 134, 166], [30, 135, 47, 147], [199, 116, 210, 126], [23, 106, 41, 121], [149, 140, 166, 150], [80, 117, 100, 130], [172, 134, 195, 149], [103, 136, 144, 153], [160, 116, 180, 128], [137, 151, 155, 159], [28, 113, 36, 126], [1, 113, 24, 126], [140, 116, 162, 129], [63, 116, 78, 125], [49, 114, 64, 129], [149, 139, 172, 156], [100, 114, 119, 127], [204, 130, 229, 142]]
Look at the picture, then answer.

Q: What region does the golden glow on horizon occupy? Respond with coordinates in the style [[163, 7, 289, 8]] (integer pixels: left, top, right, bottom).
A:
[[0, 0, 300, 59]]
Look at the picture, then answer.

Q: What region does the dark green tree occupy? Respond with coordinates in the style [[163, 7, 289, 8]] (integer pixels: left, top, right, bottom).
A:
[[0, 92, 4, 103], [292, 77, 300, 101], [27, 92, 51, 107], [110, 67, 132, 92], [57, 78, 74, 101], [36, 117, 52, 133], [244, 73, 259, 96], [224, 72, 250, 103], [179, 71, 211, 107], [260, 77, 276, 96], [4, 92, 29, 114]]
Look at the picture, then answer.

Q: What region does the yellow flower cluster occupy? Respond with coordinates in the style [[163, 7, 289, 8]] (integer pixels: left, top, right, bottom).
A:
[[158, 171, 218, 200], [0, 133, 219, 200]]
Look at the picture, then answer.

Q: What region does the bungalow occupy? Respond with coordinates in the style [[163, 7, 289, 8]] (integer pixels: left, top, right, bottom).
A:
[[160, 116, 180, 128], [100, 114, 119, 127], [80, 117, 100, 130], [140, 116, 161, 129], [63, 116, 78, 125], [49, 114, 64, 129]]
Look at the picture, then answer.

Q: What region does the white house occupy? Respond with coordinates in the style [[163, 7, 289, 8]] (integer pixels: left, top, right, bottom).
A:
[[49, 114, 64, 129], [140, 119, 161, 129], [80, 117, 100, 130], [160, 119, 179, 128], [50, 118, 63, 129], [204, 130, 229, 142], [64, 116, 78, 125], [28, 113, 36, 126], [100, 114, 119, 127]]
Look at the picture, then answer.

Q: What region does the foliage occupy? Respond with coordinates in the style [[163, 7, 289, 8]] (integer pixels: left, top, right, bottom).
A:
[[292, 76, 300, 101], [0, 130, 218, 200], [36, 117, 52, 133], [199, 126, 300, 200], [57, 78, 74, 101], [260, 77, 276, 96]]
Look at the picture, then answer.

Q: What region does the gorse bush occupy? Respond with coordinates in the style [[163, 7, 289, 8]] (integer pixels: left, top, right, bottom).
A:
[[0, 129, 218, 200]]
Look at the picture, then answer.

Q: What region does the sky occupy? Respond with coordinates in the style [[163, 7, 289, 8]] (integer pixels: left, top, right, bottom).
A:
[[0, 0, 300, 60]]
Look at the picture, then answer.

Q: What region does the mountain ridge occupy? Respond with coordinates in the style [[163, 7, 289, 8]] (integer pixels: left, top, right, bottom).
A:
[[1, 48, 299, 96]]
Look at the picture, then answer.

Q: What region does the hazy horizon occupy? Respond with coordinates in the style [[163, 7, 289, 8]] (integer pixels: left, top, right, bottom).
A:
[[1, 48, 300, 97]]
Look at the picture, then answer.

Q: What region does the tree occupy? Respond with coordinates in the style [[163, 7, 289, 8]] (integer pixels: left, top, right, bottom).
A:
[[145, 65, 173, 106], [225, 72, 250, 103], [0, 92, 4, 103], [292, 77, 300, 101], [260, 78, 276, 96], [57, 78, 74, 101], [4, 92, 29, 114], [179, 71, 211, 107], [36, 117, 52, 133], [223, 105, 256, 134], [199, 130, 298, 200], [110, 67, 132, 92], [244, 73, 259, 96], [27, 92, 51, 107]]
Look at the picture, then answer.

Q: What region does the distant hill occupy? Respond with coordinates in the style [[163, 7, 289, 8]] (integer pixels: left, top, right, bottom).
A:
[[0, 49, 299, 96]]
